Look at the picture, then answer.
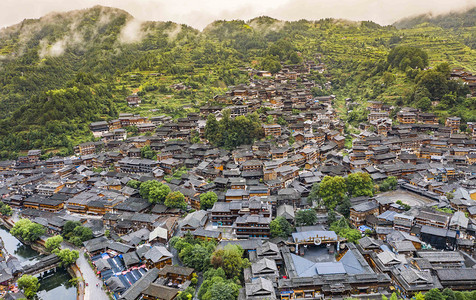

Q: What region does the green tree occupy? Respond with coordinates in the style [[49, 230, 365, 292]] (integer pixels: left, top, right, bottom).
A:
[[62, 221, 92, 245], [345, 172, 374, 198], [165, 191, 187, 209], [389, 293, 398, 300], [387, 46, 428, 70], [270, 216, 293, 238], [379, 176, 397, 192], [177, 286, 195, 300], [204, 110, 263, 149], [127, 179, 141, 189], [72, 226, 93, 242], [341, 228, 363, 243], [125, 126, 138, 135], [140, 180, 171, 204], [63, 221, 82, 238], [327, 210, 337, 224], [295, 209, 317, 226], [414, 292, 425, 300], [204, 114, 221, 146], [416, 68, 448, 100], [141, 145, 157, 159], [289, 52, 302, 64], [266, 115, 274, 124], [0, 203, 12, 216], [442, 288, 456, 300], [308, 182, 320, 205], [277, 117, 287, 126], [330, 218, 362, 243], [260, 56, 282, 73], [17, 274, 40, 299], [203, 280, 239, 300], [318, 176, 347, 209], [382, 72, 396, 85], [211, 244, 250, 279], [170, 167, 188, 180], [45, 235, 63, 252], [69, 236, 83, 247], [424, 289, 445, 300], [172, 236, 216, 272], [200, 191, 218, 210], [180, 244, 212, 271], [190, 130, 201, 144], [416, 96, 432, 111], [198, 268, 240, 300], [288, 135, 295, 145], [396, 200, 411, 211], [10, 219, 46, 242], [53, 248, 79, 267], [337, 198, 352, 218]]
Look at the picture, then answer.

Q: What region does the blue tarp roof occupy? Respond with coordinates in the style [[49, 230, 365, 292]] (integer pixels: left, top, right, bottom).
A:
[[358, 225, 372, 232]]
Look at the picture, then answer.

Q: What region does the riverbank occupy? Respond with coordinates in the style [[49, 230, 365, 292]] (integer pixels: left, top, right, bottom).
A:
[[0, 216, 82, 300], [70, 262, 85, 300]]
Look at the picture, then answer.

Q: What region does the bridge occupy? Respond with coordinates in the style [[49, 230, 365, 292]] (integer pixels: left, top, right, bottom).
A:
[[22, 254, 62, 276]]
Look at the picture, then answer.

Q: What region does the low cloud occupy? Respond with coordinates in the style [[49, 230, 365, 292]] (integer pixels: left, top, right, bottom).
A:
[[119, 19, 145, 43], [268, 0, 475, 25], [39, 39, 66, 57], [0, 0, 475, 30]]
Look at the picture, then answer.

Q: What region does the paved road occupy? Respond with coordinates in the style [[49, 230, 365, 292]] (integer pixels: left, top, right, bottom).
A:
[[61, 241, 109, 300], [76, 249, 110, 300]]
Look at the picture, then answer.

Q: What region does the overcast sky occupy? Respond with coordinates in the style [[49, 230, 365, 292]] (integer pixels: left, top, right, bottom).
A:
[[1, 0, 475, 30]]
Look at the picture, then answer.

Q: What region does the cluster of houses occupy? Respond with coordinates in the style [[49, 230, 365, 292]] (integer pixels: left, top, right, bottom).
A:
[[0, 61, 476, 299], [450, 68, 476, 96]]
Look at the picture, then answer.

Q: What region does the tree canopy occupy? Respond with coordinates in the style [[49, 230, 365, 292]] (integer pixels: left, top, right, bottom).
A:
[[200, 191, 218, 210], [270, 216, 294, 238], [140, 180, 171, 204], [204, 110, 263, 149], [198, 268, 240, 300], [53, 248, 80, 267], [171, 235, 216, 272], [330, 218, 362, 243], [0, 202, 12, 217], [62, 221, 93, 246], [127, 179, 141, 189], [317, 176, 347, 209], [141, 145, 157, 159], [387, 46, 429, 70], [164, 191, 187, 209], [210, 244, 250, 279], [315, 173, 374, 211], [45, 235, 64, 252], [17, 274, 40, 299], [10, 219, 45, 242], [379, 176, 397, 192], [295, 209, 318, 226], [346, 172, 374, 198]]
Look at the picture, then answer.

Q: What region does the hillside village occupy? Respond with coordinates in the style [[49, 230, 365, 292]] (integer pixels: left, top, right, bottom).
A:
[[1, 57, 476, 300]]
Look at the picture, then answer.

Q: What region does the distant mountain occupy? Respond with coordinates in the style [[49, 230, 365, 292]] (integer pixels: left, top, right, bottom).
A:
[[394, 7, 476, 29]]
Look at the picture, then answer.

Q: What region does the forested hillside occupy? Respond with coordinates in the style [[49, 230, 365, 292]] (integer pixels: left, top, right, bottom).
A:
[[1, 5, 476, 158]]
